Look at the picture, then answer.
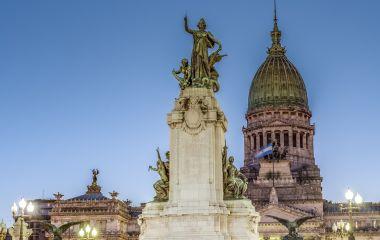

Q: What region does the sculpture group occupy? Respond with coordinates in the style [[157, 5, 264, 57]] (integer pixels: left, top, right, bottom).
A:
[[140, 17, 260, 240], [172, 17, 226, 92]]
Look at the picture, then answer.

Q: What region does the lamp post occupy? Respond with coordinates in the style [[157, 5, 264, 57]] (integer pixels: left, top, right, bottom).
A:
[[9, 198, 35, 240], [78, 225, 97, 240], [341, 189, 363, 240], [0, 221, 7, 240], [332, 220, 351, 240]]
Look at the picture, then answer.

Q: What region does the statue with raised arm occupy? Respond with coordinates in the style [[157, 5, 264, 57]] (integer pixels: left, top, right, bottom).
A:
[[149, 148, 170, 201], [266, 215, 315, 240], [172, 58, 191, 89], [183, 16, 225, 91]]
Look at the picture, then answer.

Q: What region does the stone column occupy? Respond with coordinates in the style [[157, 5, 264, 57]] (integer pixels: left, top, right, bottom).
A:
[[289, 129, 294, 148], [296, 131, 300, 149], [244, 134, 251, 166], [263, 128, 267, 146], [280, 130, 284, 147]]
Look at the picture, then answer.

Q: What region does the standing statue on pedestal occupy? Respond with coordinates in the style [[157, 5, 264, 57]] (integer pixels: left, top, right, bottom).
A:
[[149, 149, 170, 201], [222, 145, 248, 199], [172, 17, 226, 92]]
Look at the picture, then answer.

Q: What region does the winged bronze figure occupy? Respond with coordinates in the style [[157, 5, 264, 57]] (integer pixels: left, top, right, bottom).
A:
[[266, 215, 315, 240], [41, 221, 84, 240]]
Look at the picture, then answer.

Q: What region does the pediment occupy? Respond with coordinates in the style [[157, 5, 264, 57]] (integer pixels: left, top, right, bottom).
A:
[[268, 119, 288, 126], [259, 204, 313, 223]]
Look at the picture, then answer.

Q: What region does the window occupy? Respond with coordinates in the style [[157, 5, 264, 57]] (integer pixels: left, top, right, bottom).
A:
[[284, 131, 289, 147], [300, 132, 304, 148], [275, 132, 281, 146], [253, 134, 257, 150], [259, 133, 263, 148], [306, 133, 310, 149], [266, 132, 272, 145], [293, 132, 297, 147]]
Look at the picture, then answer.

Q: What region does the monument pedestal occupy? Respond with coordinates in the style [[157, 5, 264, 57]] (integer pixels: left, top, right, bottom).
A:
[[225, 199, 260, 240], [139, 88, 260, 240]]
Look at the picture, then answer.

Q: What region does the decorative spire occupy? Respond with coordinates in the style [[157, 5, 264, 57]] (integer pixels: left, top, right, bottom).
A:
[[268, 0, 286, 56]]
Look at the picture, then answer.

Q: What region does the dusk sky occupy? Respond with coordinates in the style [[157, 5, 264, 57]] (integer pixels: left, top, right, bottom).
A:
[[0, 0, 379, 224]]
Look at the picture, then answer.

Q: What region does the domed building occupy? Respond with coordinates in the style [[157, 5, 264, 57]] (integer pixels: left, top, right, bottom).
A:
[[241, 9, 324, 239], [241, 7, 380, 240]]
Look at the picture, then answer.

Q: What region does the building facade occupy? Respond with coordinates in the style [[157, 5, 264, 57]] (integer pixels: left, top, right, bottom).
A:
[[240, 8, 380, 240], [26, 171, 141, 240]]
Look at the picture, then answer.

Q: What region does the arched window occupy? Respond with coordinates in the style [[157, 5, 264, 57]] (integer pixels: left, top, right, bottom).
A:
[[253, 134, 257, 150], [275, 131, 281, 146], [259, 133, 263, 148], [300, 132, 304, 148], [266, 131, 272, 145], [293, 132, 297, 147], [284, 131, 289, 147]]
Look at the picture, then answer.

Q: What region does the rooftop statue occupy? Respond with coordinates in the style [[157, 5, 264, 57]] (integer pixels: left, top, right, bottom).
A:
[[86, 169, 101, 194], [267, 215, 315, 240], [149, 148, 170, 201], [172, 17, 226, 92], [222, 145, 248, 199]]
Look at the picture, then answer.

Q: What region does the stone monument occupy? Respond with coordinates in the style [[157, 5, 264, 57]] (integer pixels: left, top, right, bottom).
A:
[[138, 17, 260, 240]]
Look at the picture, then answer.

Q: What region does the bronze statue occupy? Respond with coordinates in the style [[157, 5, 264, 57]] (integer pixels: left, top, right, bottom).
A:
[[172, 58, 191, 89], [222, 145, 248, 199], [269, 141, 288, 160], [92, 169, 99, 184], [41, 221, 84, 240], [149, 148, 170, 201], [172, 16, 225, 92], [267, 215, 315, 240]]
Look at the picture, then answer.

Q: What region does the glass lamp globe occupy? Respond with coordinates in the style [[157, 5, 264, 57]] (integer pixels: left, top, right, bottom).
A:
[[345, 223, 351, 232], [354, 193, 363, 204], [332, 223, 338, 232], [78, 228, 85, 237], [27, 202, 35, 213], [18, 198, 27, 210], [11, 203, 18, 214], [85, 225, 91, 233], [345, 189, 354, 201], [91, 228, 97, 237]]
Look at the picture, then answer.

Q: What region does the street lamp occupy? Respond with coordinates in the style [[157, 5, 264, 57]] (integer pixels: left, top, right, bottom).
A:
[[332, 220, 350, 240], [11, 198, 35, 219], [78, 225, 97, 240], [341, 188, 363, 240], [9, 198, 34, 240], [0, 221, 7, 240]]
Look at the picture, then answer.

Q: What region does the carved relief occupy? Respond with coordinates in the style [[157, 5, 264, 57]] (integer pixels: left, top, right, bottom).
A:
[[181, 97, 207, 135]]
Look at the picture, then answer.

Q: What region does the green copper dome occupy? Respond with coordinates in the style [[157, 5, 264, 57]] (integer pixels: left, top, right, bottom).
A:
[[248, 16, 309, 112]]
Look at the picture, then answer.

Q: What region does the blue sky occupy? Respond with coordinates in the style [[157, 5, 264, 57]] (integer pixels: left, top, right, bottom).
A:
[[0, 0, 379, 224]]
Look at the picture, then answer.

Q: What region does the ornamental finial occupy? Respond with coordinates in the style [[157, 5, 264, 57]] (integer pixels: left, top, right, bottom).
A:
[[268, 0, 286, 56]]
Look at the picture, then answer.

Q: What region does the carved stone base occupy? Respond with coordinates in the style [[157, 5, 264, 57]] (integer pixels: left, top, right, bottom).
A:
[[139, 200, 260, 240], [138, 202, 167, 240], [225, 199, 260, 240]]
